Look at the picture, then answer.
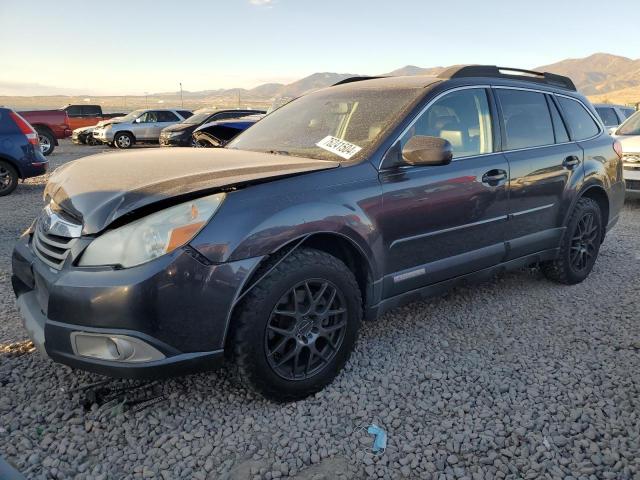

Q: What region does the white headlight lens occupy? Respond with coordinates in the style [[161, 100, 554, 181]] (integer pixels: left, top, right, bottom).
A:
[[79, 193, 225, 268]]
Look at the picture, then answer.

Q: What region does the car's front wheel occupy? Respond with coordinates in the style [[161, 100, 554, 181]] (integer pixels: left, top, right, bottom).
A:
[[541, 197, 603, 284], [114, 132, 134, 149], [232, 248, 362, 401]]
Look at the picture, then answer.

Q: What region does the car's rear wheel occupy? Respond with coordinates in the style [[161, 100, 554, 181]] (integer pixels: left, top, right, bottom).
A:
[[232, 248, 362, 401], [0, 161, 19, 196], [36, 128, 55, 156], [541, 197, 603, 284], [114, 132, 134, 149]]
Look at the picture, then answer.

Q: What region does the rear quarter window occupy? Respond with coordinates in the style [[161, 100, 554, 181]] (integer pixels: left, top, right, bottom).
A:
[[558, 97, 600, 141]]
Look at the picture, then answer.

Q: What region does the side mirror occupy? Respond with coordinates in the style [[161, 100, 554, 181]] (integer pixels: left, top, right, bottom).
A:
[[134, 117, 142, 123], [402, 135, 453, 166]]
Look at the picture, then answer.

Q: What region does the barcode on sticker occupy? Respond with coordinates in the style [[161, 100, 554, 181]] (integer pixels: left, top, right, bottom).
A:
[[316, 136, 362, 160]]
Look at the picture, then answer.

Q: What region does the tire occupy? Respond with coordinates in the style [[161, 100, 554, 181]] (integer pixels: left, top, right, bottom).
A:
[[541, 197, 603, 285], [36, 128, 55, 156], [114, 132, 134, 149], [0, 161, 19, 196], [232, 248, 362, 401]]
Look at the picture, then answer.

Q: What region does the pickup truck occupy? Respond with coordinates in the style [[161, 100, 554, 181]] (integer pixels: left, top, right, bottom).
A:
[[18, 109, 72, 156], [61, 104, 125, 130]]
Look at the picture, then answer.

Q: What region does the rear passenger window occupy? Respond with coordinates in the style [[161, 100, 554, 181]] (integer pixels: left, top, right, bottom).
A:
[[548, 98, 569, 143], [402, 88, 493, 159], [178, 110, 193, 119], [596, 107, 618, 127], [557, 97, 600, 140], [497, 90, 554, 150], [156, 111, 179, 122]]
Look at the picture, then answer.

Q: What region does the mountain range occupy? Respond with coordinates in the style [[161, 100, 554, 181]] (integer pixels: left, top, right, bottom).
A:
[[2, 53, 639, 111]]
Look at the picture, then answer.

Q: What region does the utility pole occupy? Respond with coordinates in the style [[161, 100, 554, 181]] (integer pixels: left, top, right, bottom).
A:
[[180, 83, 184, 108], [145, 92, 149, 108]]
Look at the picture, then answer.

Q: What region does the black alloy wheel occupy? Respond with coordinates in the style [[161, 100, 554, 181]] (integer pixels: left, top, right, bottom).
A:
[[265, 279, 348, 381]]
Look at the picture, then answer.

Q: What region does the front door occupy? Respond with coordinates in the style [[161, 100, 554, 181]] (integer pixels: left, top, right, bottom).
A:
[[378, 87, 510, 298]]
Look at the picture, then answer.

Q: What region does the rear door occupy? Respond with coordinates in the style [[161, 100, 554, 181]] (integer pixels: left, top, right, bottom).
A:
[[495, 87, 583, 260], [378, 87, 510, 298]]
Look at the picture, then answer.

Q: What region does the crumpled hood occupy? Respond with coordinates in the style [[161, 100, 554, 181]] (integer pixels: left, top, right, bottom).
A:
[[45, 148, 339, 234], [616, 135, 640, 153]]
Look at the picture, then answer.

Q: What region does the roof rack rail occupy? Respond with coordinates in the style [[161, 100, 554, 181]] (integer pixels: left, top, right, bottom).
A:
[[332, 76, 387, 87], [437, 65, 576, 91]]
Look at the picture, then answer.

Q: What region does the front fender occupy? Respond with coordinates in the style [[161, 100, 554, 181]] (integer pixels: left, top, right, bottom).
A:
[[190, 164, 383, 278]]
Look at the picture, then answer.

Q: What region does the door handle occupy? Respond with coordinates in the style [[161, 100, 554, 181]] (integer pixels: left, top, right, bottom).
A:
[[563, 155, 581, 169], [482, 170, 507, 184]]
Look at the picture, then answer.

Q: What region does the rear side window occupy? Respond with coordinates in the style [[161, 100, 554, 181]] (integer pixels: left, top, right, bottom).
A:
[[622, 108, 636, 120], [557, 97, 600, 140], [401, 88, 493, 159], [156, 111, 179, 122], [596, 107, 618, 127], [497, 89, 554, 150], [548, 98, 569, 143], [178, 110, 193, 119], [82, 105, 101, 116], [65, 105, 82, 117]]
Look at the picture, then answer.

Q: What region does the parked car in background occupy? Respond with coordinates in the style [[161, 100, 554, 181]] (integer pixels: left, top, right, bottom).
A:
[[192, 114, 264, 147], [12, 66, 624, 401], [160, 109, 265, 147], [594, 103, 636, 132], [613, 110, 640, 197], [61, 105, 125, 130], [18, 109, 71, 156], [92, 109, 193, 149], [72, 116, 126, 146], [0, 108, 47, 196]]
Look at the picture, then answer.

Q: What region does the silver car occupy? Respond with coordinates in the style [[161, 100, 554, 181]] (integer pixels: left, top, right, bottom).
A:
[[93, 109, 192, 149]]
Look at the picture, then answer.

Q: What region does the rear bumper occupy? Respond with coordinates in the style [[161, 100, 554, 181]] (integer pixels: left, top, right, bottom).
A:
[[12, 233, 262, 379]]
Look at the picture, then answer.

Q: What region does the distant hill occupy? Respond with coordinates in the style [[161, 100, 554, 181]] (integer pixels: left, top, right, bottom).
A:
[[3, 53, 639, 111], [536, 53, 640, 96]]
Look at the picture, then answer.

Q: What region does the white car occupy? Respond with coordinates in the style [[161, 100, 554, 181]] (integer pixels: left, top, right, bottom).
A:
[[614, 111, 640, 198]]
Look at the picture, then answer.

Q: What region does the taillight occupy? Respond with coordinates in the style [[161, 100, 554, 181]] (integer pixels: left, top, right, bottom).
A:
[[9, 111, 39, 147], [613, 139, 623, 159]]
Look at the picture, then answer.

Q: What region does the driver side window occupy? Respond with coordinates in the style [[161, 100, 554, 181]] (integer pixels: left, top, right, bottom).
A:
[[401, 88, 493, 159]]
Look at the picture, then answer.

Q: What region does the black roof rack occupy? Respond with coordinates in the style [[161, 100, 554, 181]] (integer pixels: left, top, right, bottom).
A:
[[331, 76, 387, 87], [437, 65, 576, 91]]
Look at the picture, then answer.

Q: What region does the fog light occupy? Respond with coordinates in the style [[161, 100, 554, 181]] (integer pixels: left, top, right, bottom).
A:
[[71, 332, 165, 362]]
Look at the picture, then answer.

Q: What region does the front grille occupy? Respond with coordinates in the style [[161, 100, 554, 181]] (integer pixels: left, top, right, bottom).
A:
[[32, 220, 78, 270], [625, 179, 640, 192], [623, 153, 640, 164]]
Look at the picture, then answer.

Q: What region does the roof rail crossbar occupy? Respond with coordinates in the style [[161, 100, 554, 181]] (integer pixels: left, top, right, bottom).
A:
[[437, 65, 576, 91], [331, 76, 387, 87]]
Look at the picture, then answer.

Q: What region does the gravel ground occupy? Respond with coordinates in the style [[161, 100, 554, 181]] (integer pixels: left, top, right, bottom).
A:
[[1, 141, 640, 479]]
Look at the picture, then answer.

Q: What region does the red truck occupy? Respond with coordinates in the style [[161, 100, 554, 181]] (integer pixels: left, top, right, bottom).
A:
[[19, 105, 124, 155]]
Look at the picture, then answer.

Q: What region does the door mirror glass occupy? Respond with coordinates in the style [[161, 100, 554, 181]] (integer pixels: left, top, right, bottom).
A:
[[402, 135, 453, 166], [134, 117, 142, 123]]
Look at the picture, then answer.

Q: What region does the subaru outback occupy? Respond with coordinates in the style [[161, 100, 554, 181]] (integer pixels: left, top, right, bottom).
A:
[[12, 66, 625, 401]]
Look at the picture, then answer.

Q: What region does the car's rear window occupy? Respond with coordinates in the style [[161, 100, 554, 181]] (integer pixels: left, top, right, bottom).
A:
[[558, 97, 600, 140], [617, 111, 640, 136], [596, 107, 619, 127]]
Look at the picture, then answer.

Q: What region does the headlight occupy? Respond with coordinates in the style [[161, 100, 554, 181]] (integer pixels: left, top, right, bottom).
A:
[[79, 193, 225, 268], [166, 131, 185, 138]]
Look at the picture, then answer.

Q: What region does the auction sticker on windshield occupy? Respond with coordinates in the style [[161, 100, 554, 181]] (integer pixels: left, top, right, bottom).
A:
[[316, 136, 362, 160]]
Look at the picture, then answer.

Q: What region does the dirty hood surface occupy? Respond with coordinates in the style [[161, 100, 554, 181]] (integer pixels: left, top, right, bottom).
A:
[[45, 148, 339, 234]]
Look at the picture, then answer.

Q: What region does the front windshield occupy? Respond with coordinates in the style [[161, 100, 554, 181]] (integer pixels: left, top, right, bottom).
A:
[[617, 111, 640, 135], [118, 109, 145, 122], [183, 110, 215, 124], [227, 85, 424, 161]]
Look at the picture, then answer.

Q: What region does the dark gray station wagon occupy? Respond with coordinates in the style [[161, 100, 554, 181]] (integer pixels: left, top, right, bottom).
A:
[[13, 66, 625, 400]]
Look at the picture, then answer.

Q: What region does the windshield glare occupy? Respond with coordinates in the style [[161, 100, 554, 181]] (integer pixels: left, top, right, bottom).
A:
[[227, 86, 424, 161], [617, 111, 640, 135], [184, 110, 215, 124], [118, 110, 145, 122]]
